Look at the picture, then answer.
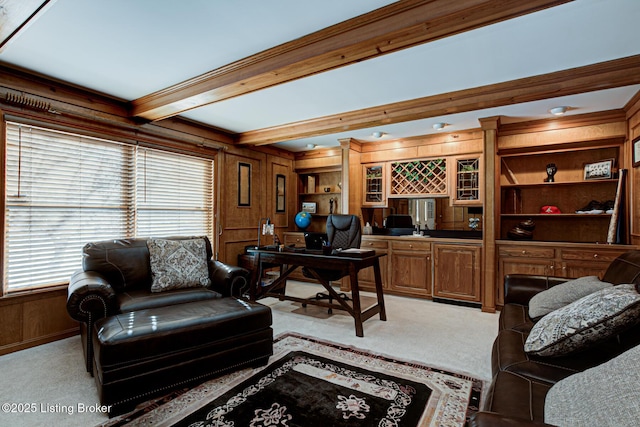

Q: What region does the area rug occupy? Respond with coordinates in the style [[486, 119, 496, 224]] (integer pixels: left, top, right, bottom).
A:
[[102, 333, 482, 427]]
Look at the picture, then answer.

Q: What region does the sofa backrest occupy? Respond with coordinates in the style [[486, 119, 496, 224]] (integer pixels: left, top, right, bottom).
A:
[[82, 236, 213, 292], [602, 250, 640, 287]]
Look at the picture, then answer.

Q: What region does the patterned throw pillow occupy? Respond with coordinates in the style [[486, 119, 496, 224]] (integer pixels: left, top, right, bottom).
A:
[[524, 284, 640, 357], [528, 276, 612, 319], [147, 238, 211, 292], [544, 344, 640, 426]]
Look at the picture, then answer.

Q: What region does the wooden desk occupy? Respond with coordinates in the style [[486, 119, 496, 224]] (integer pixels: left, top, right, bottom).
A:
[[246, 249, 387, 337]]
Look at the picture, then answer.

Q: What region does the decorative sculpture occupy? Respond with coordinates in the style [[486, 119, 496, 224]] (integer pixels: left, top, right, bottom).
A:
[[545, 163, 557, 182]]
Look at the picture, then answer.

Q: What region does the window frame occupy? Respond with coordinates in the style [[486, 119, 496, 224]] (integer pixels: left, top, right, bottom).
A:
[[2, 118, 217, 295]]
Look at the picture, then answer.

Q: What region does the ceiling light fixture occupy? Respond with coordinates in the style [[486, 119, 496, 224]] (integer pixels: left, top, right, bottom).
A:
[[432, 123, 447, 131], [306, 143, 316, 149], [372, 131, 383, 138], [549, 106, 568, 116]]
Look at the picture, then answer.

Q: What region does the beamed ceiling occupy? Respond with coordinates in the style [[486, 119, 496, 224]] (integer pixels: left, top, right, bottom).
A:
[[1, 0, 640, 152]]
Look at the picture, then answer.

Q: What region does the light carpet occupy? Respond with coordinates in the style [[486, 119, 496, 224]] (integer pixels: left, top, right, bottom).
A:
[[0, 281, 498, 427]]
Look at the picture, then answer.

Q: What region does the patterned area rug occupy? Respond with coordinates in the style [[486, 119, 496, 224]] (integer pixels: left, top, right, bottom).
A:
[[102, 333, 482, 427]]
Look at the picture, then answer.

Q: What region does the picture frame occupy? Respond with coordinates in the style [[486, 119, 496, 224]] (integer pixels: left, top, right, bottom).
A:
[[583, 158, 614, 180], [633, 136, 640, 168], [238, 162, 251, 206], [275, 174, 286, 212], [301, 202, 317, 214]]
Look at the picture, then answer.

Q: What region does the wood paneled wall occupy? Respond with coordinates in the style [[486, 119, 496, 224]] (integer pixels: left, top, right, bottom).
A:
[[626, 92, 640, 246]]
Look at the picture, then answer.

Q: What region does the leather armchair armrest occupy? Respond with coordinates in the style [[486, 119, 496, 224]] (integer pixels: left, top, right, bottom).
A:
[[503, 274, 568, 306], [209, 260, 250, 297], [66, 269, 117, 323], [469, 412, 556, 427]]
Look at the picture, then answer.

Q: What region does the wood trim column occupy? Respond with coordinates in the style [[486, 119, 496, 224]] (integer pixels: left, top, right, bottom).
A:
[[479, 116, 501, 313]]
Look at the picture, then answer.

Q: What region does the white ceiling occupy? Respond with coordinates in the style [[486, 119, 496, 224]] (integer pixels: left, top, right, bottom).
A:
[[1, 0, 639, 152]]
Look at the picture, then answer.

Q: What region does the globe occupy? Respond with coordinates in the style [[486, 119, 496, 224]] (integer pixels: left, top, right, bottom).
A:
[[294, 211, 312, 229]]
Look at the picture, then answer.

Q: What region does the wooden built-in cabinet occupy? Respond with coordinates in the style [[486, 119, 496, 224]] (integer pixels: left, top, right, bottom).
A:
[[389, 158, 447, 197], [362, 164, 387, 207], [390, 240, 432, 297], [450, 155, 482, 206], [496, 241, 633, 306], [297, 169, 342, 232], [433, 243, 481, 302], [357, 238, 389, 291], [500, 145, 621, 243]]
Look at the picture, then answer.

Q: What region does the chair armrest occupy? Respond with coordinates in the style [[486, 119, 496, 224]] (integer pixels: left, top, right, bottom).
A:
[[469, 412, 556, 427], [66, 270, 117, 322], [209, 260, 250, 297], [503, 274, 569, 306]]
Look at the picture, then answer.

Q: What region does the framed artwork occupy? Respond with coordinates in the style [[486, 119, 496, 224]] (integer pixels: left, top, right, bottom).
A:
[[633, 136, 640, 168], [238, 162, 251, 206], [583, 158, 614, 180], [301, 202, 317, 214], [276, 174, 286, 212]]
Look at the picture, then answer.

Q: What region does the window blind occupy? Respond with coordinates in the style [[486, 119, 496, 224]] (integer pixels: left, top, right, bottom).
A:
[[3, 122, 214, 293], [136, 148, 214, 238]]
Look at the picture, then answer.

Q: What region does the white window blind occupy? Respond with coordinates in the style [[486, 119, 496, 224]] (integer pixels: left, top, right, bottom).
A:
[[136, 148, 214, 238], [3, 122, 214, 293]]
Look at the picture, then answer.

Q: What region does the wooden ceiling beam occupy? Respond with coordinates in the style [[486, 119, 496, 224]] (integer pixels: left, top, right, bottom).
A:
[[237, 55, 640, 145], [130, 0, 572, 121]]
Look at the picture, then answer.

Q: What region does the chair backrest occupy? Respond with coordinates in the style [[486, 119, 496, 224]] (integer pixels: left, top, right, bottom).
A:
[[326, 215, 361, 250]]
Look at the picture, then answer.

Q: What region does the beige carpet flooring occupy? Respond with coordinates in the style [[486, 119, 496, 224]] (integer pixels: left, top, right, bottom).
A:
[[0, 281, 498, 427]]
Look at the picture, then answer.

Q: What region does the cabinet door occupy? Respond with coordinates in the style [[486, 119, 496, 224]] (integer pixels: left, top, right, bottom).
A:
[[558, 248, 628, 279], [391, 243, 432, 297], [497, 257, 552, 306], [433, 244, 481, 302], [357, 239, 389, 291], [362, 164, 387, 207], [450, 155, 482, 206]]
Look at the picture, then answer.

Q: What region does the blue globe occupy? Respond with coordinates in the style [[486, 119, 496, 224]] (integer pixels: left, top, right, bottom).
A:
[[294, 211, 312, 229]]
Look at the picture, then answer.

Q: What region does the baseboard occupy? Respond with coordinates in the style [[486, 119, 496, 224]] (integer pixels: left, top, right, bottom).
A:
[[0, 328, 79, 356]]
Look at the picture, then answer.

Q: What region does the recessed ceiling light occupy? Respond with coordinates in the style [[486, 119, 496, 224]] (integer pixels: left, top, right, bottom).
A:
[[549, 106, 568, 116], [432, 123, 447, 131], [371, 131, 383, 138], [306, 143, 316, 149]]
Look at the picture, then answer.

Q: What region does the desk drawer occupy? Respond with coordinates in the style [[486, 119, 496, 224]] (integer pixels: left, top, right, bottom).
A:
[[499, 246, 554, 259], [391, 240, 431, 252], [284, 234, 305, 247], [561, 249, 624, 263], [361, 239, 389, 249]]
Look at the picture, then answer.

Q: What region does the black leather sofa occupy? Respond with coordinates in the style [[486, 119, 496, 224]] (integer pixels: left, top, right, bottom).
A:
[[470, 250, 640, 426], [67, 236, 273, 416]]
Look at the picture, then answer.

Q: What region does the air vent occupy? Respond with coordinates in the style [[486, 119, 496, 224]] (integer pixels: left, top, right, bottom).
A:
[[5, 93, 52, 112]]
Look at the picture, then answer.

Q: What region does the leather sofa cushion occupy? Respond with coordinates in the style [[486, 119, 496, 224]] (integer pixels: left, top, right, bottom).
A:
[[117, 287, 221, 313], [482, 370, 551, 423], [499, 304, 534, 333], [94, 298, 272, 369], [492, 329, 623, 384]]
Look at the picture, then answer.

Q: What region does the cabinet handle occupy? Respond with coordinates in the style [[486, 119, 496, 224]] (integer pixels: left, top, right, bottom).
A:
[[521, 250, 526, 255], [562, 266, 566, 271], [593, 253, 599, 259], [549, 265, 555, 270], [409, 244, 413, 248], [368, 242, 373, 246]]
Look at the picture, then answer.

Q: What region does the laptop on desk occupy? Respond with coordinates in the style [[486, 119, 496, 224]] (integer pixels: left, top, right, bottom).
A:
[[304, 232, 327, 253]]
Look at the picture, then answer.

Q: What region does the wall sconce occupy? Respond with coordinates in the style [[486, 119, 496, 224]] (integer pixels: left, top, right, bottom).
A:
[[432, 123, 447, 131], [549, 106, 568, 116]]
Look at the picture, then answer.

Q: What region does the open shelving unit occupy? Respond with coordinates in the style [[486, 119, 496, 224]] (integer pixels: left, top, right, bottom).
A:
[[499, 145, 621, 243], [297, 168, 341, 232]]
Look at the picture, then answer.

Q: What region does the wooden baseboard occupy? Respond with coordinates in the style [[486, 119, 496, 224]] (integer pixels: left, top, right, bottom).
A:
[[0, 328, 79, 356]]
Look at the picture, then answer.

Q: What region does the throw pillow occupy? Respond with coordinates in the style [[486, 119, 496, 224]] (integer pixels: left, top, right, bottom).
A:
[[524, 284, 640, 357], [147, 238, 211, 292], [528, 276, 612, 319], [544, 343, 640, 426]]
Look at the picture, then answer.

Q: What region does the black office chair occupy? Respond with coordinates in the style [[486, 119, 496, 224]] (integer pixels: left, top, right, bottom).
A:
[[302, 214, 362, 313]]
